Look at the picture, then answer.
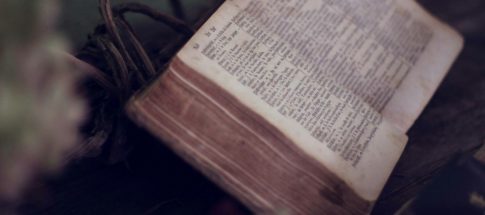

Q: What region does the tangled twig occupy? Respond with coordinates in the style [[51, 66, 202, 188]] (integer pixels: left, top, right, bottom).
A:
[[77, 0, 194, 163]]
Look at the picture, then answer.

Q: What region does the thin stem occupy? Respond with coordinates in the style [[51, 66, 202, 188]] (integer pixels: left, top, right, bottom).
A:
[[95, 36, 130, 100], [99, 0, 143, 84], [116, 17, 157, 81]]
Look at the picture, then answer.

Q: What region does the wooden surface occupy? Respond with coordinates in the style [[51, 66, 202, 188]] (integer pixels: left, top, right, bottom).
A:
[[19, 0, 485, 214]]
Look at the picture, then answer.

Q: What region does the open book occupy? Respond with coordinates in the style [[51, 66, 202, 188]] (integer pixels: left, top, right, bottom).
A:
[[127, 0, 463, 214]]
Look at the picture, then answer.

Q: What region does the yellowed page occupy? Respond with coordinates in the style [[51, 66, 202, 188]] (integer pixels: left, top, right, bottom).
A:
[[381, 0, 463, 132], [175, 0, 416, 201]]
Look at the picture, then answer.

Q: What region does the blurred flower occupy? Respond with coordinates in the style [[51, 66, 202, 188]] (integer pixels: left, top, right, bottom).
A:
[[0, 0, 85, 203]]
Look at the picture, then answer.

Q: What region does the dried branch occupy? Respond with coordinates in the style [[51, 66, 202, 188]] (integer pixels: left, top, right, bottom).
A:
[[77, 0, 196, 163]]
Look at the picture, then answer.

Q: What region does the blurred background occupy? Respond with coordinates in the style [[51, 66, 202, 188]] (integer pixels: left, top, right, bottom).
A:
[[0, 0, 484, 214]]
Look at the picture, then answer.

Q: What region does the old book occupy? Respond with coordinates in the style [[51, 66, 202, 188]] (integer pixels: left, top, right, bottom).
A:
[[127, 0, 463, 214]]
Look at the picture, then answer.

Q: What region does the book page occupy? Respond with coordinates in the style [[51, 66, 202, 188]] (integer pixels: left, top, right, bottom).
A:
[[380, 0, 463, 131], [175, 0, 458, 200]]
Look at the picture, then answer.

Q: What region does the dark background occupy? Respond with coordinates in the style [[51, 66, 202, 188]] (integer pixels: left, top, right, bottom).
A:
[[20, 0, 485, 214]]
